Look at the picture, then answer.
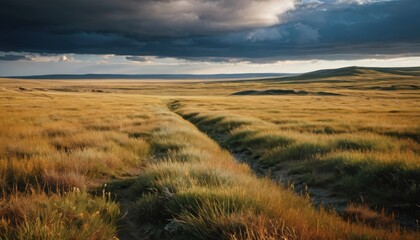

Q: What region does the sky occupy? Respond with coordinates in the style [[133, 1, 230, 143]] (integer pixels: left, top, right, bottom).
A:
[[0, 0, 419, 76]]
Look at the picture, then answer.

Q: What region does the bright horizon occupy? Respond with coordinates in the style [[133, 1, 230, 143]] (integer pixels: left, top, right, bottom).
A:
[[1, 54, 420, 77]]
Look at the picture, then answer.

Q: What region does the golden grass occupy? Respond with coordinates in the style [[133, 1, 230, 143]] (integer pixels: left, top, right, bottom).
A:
[[0, 70, 419, 239], [0, 91, 156, 239], [0, 188, 120, 239], [0, 92, 154, 191]]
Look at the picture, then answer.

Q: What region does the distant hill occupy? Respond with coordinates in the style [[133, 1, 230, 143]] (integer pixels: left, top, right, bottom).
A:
[[6, 73, 291, 80], [231, 89, 342, 96], [280, 66, 420, 81]]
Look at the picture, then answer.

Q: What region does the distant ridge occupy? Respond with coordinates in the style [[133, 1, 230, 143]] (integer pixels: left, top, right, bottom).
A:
[[284, 66, 420, 80], [6, 73, 291, 80], [231, 89, 342, 96]]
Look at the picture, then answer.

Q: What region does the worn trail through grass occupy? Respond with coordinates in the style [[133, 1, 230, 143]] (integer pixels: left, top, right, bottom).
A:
[[168, 100, 349, 215], [106, 101, 415, 239]]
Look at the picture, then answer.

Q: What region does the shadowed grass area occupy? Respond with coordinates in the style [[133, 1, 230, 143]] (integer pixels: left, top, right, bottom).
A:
[[263, 142, 330, 163], [233, 132, 296, 152], [333, 135, 395, 151]]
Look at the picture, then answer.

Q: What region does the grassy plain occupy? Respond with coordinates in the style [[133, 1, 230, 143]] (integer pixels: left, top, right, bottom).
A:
[[0, 66, 419, 239]]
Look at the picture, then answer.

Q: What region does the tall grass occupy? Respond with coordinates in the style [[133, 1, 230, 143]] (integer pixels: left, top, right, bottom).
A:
[[0, 93, 153, 192], [0, 189, 120, 240], [0, 92, 154, 239]]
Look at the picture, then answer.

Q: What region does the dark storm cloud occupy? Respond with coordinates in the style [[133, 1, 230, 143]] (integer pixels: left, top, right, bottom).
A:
[[0, 0, 294, 36], [0, 0, 419, 60]]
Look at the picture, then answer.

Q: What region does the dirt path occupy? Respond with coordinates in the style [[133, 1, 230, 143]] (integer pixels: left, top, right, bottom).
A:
[[112, 104, 416, 239], [172, 111, 349, 214], [115, 103, 348, 240], [115, 185, 144, 240]]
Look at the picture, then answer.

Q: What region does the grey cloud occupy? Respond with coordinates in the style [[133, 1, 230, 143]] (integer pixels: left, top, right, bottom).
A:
[[246, 28, 288, 42], [293, 23, 320, 43], [0, 54, 29, 61], [126, 56, 156, 62]]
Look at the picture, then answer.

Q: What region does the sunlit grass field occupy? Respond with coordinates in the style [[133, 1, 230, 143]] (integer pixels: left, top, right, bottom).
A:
[[0, 67, 419, 239]]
